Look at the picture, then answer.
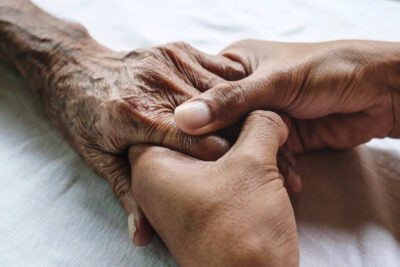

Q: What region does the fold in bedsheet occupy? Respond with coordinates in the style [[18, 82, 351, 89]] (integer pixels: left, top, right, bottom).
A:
[[1, 0, 400, 266]]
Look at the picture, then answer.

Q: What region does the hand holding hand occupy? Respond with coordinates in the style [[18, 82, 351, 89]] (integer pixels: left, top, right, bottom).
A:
[[42, 41, 245, 245], [130, 111, 299, 266], [175, 40, 400, 153]]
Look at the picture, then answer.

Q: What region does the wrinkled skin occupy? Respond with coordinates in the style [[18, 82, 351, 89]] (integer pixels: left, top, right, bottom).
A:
[[0, 0, 301, 247], [175, 40, 400, 153], [130, 111, 299, 267], [43, 41, 247, 245], [0, 0, 249, 246]]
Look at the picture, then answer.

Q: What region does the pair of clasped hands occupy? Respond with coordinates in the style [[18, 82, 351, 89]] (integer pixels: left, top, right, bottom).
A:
[[123, 40, 399, 266], [1, 2, 398, 265]]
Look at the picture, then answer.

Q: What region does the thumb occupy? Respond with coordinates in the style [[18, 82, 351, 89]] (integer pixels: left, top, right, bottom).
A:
[[174, 78, 267, 135], [228, 110, 289, 165]]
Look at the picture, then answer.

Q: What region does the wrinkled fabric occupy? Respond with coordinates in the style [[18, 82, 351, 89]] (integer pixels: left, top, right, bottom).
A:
[[0, 0, 399, 266]]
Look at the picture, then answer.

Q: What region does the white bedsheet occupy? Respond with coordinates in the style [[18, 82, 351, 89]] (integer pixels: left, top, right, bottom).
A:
[[1, 0, 400, 266]]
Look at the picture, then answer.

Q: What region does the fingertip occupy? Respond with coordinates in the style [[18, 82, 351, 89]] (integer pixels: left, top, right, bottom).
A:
[[191, 135, 230, 161], [238, 110, 288, 146], [128, 212, 154, 247], [133, 218, 154, 247], [287, 171, 302, 194], [174, 101, 212, 135]]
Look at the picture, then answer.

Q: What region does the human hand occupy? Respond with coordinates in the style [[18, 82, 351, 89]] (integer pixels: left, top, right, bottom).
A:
[[129, 111, 299, 267], [0, 0, 300, 248], [42, 41, 245, 246], [174, 40, 400, 153]]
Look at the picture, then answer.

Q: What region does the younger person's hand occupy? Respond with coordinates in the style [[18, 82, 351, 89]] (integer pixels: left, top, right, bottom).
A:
[[130, 111, 299, 267], [175, 40, 400, 153]]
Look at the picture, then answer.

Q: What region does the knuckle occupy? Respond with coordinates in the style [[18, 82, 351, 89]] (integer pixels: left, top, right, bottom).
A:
[[168, 41, 193, 51], [173, 131, 195, 153], [134, 48, 157, 61], [248, 110, 284, 130], [207, 82, 247, 109], [155, 44, 174, 56], [222, 39, 254, 53], [151, 45, 178, 64], [104, 171, 130, 198], [155, 123, 196, 155], [84, 151, 131, 199], [236, 151, 277, 172], [158, 41, 192, 55], [69, 22, 90, 40], [111, 175, 131, 198]]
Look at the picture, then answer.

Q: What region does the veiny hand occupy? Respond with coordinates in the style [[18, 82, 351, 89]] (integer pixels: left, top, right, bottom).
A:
[[0, 0, 300, 248], [129, 111, 299, 267], [43, 41, 246, 246], [175, 40, 400, 153]]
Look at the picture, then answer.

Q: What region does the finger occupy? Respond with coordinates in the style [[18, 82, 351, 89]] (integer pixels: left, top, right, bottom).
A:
[[165, 41, 246, 81], [119, 70, 231, 161], [195, 52, 247, 81], [277, 146, 302, 194], [185, 61, 227, 92], [174, 78, 267, 135], [171, 133, 230, 161], [287, 171, 302, 194], [277, 156, 295, 195], [161, 46, 226, 91], [164, 130, 230, 161], [158, 42, 243, 91], [143, 113, 231, 161], [162, 43, 243, 91], [229, 110, 289, 164], [83, 149, 153, 246], [287, 112, 390, 153]]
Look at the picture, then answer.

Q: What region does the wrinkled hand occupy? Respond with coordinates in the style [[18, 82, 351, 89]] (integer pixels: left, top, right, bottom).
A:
[[130, 111, 299, 267], [43, 41, 245, 245], [175, 40, 400, 153]]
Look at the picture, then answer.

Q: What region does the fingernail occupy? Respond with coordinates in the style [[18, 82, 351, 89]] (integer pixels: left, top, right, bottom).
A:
[[174, 101, 211, 130], [127, 213, 137, 243]]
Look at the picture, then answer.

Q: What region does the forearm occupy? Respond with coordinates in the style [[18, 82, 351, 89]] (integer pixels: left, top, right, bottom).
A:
[[0, 0, 104, 98]]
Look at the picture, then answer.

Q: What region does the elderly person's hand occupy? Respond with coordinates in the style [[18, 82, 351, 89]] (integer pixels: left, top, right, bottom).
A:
[[44, 41, 247, 245], [130, 110, 299, 267], [175, 40, 400, 153], [0, 0, 247, 246]]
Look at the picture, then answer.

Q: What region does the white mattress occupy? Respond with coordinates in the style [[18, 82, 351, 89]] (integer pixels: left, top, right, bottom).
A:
[[1, 0, 400, 266]]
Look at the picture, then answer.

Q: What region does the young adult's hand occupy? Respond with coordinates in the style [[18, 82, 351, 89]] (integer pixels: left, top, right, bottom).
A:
[[175, 40, 400, 153], [130, 111, 299, 267]]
